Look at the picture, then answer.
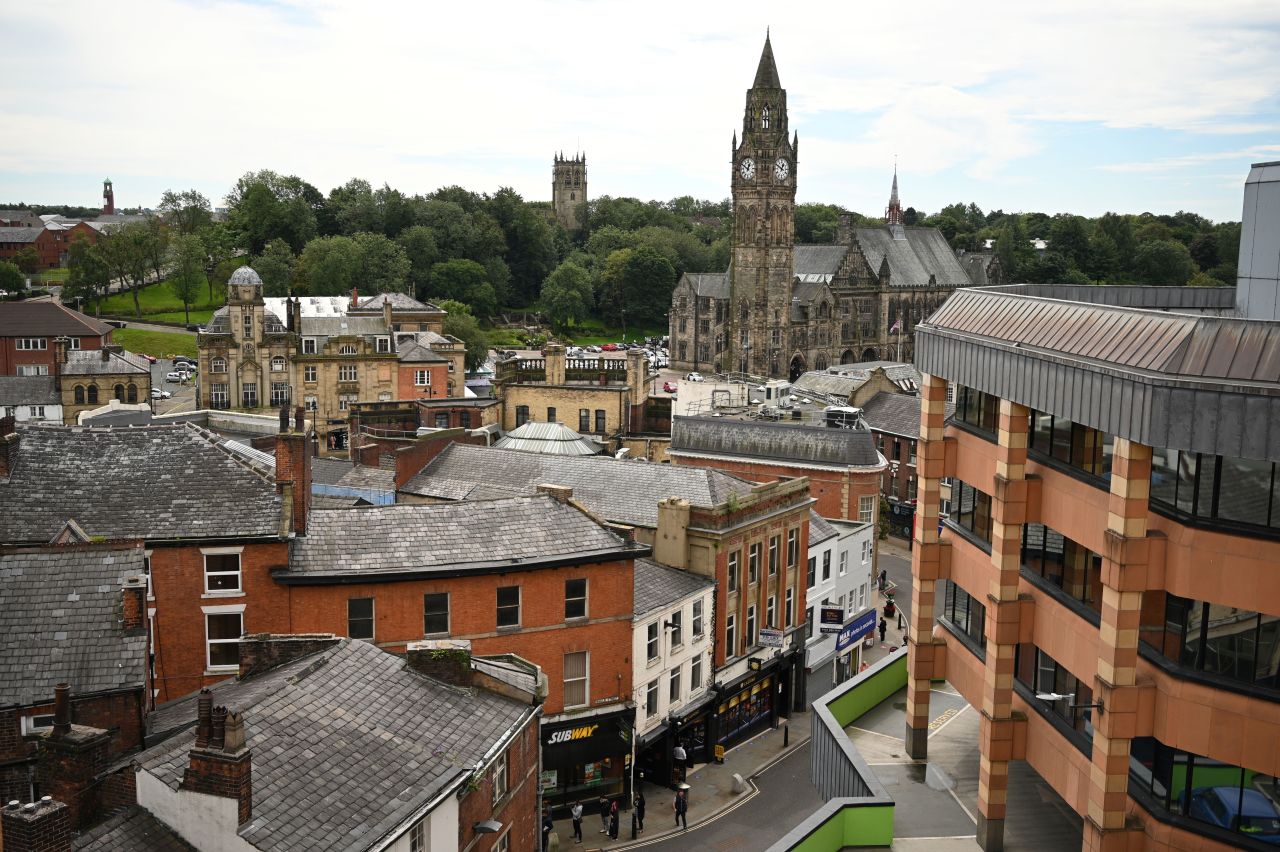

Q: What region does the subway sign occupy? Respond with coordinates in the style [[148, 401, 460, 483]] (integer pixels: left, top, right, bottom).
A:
[[545, 723, 599, 747]]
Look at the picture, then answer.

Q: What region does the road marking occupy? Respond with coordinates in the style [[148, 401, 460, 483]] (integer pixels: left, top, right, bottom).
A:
[[929, 705, 969, 739], [846, 725, 903, 741], [949, 787, 978, 825]]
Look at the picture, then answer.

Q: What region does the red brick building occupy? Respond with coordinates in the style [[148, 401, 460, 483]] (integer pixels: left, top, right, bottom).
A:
[[0, 303, 112, 377]]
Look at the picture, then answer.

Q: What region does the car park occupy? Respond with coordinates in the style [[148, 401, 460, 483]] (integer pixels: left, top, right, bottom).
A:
[[151, 388, 172, 399], [165, 371, 187, 383], [663, 381, 678, 393], [685, 372, 705, 382]]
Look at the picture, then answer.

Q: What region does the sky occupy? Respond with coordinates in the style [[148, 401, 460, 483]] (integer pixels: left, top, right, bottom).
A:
[[2, 0, 1280, 223]]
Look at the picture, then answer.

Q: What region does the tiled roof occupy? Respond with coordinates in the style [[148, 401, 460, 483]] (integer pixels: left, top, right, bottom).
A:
[[669, 416, 882, 468], [0, 226, 43, 243], [310, 456, 354, 486], [204, 306, 286, 335], [299, 316, 389, 337], [336, 463, 395, 491], [809, 510, 838, 545], [683, 272, 729, 299], [0, 376, 60, 406], [794, 245, 849, 276], [0, 302, 113, 338], [137, 639, 532, 852], [282, 495, 639, 580], [854, 227, 972, 290], [860, 392, 954, 440], [397, 340, 448, 363], [60, 348, 150, 376], [355, 292, 436, 312], [0, 546, 148, 706], [402, 444, 756, 528], [634, 558, 714, 617], [0, 424, 282, 544], [74, 805, 194, 851]]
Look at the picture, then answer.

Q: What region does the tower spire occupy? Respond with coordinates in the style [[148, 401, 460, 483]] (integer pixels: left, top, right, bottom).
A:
[[753, 31, 780, 89], [886, 162, 905, 238]]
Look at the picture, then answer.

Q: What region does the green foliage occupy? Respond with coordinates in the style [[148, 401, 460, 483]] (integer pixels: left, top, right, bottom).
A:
[[298, 235, 362, 296], [428, 259, 496, 318], [794, 203, 846, 243], [198, 222, 238, 302], [64, 236, 110, 311], [396, 225, 439, 297], [1134, 239, 1194, 286], [226, 169, 321, 253], [597, 245, 675, 327], [0, 261, 24, 294], [251, 239, 296, 297], [12, 247, 40, 273], [166, 234, 207, 323], [98, 221, 163, 317], [436, 299, 489, 372], [353, 232, 411, 294], [158, 189, 212, 235], [541, 261, 594, 332]]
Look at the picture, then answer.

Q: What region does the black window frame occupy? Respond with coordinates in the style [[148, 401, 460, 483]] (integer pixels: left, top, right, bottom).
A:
[[347, 597, 375, 640], [423, 592, 449, 636], [496, 585, 520, 628], [565, 578, 588, 621]]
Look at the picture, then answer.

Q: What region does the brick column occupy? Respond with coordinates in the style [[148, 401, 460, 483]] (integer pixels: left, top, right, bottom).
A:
[[905, 374, 948, 759], [975, 399, 1029, 852], [1083, 438, 1151, 852]]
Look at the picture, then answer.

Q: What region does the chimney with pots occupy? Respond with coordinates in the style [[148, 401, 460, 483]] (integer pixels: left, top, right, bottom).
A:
[[350, 287, 359, 309], [654, 497, 691, 569], [275, 406, 311, 535], [0, 416, 17, 478], [406, 639, 473, 688], [238, 633, 341, 679], [180, 701, 253, 826], [2, 797, 72, 852], [52, 683, 70, 737], [122, 576, 146, 632], [53, 337, 69, 390], [382, 297, 393, 334], [36, 684, 112, 831]]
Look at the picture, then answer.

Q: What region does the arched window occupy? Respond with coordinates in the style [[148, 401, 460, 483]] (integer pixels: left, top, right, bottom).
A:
[[211, 357, 227, 373], [271, 356, 286, 372], [74, 385, 85, 404], [87, 385, 98, 404], [339, 344, 357, 355], [126, 384, 138, 403], [762, 106, 771, 129], [113, 384, 125, 402]]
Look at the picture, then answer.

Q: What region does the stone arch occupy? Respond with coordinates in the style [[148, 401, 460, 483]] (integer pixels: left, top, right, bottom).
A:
[[815, 353, 829, 371], [113, 384, 125, 402], [788, 353, 807, 382], [861, 347, 878, 361], [87, 385, 98, 404], [840, 349, 856, 365], [126, 384, 138, 404]]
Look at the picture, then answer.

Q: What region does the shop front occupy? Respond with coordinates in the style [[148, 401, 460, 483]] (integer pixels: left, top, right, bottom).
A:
[[833, 607, 877, 685], [540, 709, 634, 811], [711, 650, 800, 754], [636, 693, 716, 790]]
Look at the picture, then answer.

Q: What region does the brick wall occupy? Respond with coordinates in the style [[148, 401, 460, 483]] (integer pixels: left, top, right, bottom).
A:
[[395, 363, 449, 401], [352, 428, 485, 489], [458, 714, 540, 852], [672, 454, 880, 522], [282, 558, 635, 715]]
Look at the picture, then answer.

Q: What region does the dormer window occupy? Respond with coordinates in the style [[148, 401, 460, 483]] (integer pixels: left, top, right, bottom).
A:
[[302, 338, 317, 355], [339, 344, 357, 356], [762, 106, 770, 129]]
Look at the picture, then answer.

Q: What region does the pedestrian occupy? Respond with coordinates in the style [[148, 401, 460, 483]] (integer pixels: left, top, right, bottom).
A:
[[598, 796, 610, 834], [542, 808, 553, 852], [878, 568, 887, 591], [673, 789, 688, 830], [634, 791, 646, 833], [608, 799, 619, 839], [878, 616, 887, 643], [570, 800, 583, 844], [672, 742, 687, 784]]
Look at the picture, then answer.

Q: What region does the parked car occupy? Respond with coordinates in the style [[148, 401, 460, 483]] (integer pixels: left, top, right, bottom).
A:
[[601, 343, 619, 351], [173, 356, 196, 366], [685, 372, 705, 382], [1187, 786, 1280, 842], [164, 371, 186, 383], [663, 381, 678, 393], [151, 388, 172, 400]]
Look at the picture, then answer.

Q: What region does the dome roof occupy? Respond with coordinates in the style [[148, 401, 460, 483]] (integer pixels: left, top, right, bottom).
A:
[[228, 266, 263, 287]]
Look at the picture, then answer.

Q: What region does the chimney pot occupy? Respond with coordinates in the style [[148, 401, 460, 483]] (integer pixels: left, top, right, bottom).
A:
[[52, 683, 71, 736], [39, 797, 52, 805], [210, 706, 227, 750], [294, 406, 305, 433], [279, 405, 289, 433], [195, 688, 213, 748], [536, 483, 573, 503]]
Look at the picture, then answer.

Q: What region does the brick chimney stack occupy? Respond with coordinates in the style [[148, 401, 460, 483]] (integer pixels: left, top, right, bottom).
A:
[[1, 415, 18, 478], [53, 337, 69, 391], [37, 685, 111, 831], [180, 704, 253, 826], [406, 639, 473, 688], [195, 688, 213, 748], [122, 576, 146, 632], [275, 406, 311, 535], [1, 798, 72, 852], [350, 287, 359, 309], [238, 634, 341, 679]]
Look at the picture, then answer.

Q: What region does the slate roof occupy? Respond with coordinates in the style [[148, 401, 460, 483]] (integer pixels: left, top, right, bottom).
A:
[[634, 558, 714, 617], [791, 371, 862, 402], [355, 292, 438, 312], [60, 348, 150, 376], [809, 510, 838, 546], [0, 424, 282, 544], [74, 805, 194, 851], [282, 495, 640, 580], [204, 306, 287, 335], [300, 316, 389, 338], [336, 463, 395, 491], [683, 272, 729, 299], [0, 376, 60, 406], [136, 638, 533, 852], [0, 226, 43, 244], [310, 456, 355, 486], [753, 33, 781, 89], [855, 227, 972, 290], [403, 444, 756, 528], [397, 340, 448, 363], [494, 421, 602, 456], [794, 245, 849, 277], [669, 416, 882, 469], [860, 392, 954, 439], [0, 546, 148, 707], [0, 302, 113, 338]]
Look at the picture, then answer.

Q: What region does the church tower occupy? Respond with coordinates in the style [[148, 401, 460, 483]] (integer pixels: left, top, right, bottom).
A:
[[885, 167, 906, 240], [102, 178, 115, 215], [728, 33, 797, 378], [552, 153, 587, 232]]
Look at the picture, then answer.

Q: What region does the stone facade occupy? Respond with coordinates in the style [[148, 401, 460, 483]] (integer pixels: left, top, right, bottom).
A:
[[493, 344, 649, 436], [669, 37, 975, 379], [552, 153, 587, 231]]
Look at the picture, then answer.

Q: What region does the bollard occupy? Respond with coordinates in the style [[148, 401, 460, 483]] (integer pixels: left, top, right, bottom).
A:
[[783, 717, 790, 748]]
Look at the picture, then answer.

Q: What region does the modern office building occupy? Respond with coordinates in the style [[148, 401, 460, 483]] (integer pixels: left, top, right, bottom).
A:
[[905, 277, 1279, 851]]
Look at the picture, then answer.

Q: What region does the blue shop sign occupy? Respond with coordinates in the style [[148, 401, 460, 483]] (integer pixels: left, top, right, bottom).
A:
[[836, 608, 877, 653]]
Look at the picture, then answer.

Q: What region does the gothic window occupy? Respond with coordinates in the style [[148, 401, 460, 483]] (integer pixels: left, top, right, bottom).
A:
[[819, 302, 830, 318], [87, 385, 98, 404], [74, 386, 85, 404], [815, 354, 828, 371], [126, 384, 137, 403], [570, 193, 575, 201], [739, 300, 748, 321], [841, 321, 851, 342], [762, 106, 771, 129]]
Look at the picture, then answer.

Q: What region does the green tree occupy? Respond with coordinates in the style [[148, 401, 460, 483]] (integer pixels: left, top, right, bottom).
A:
[[166, 234, 207, 323], [793, 203, 844, 243], [396, 225, 439, 299], [64, 235, 110, 313], [1048, 215, 1090, 270], [995, 217, 1033, 281], [297, 235, 362, 296], [0, 261, 25, 296], [597, 245, 675, 328], [198, 222, 238, 302], [1096, 212, 1136, 271], [428, 259, 497, 318], [1134, 240, 1194, 285], [353, 232, 411, 293], [436, 299, 489, 371], [226, 170, 320, 253], [251, 238, 296, 297], [99, 222, 159, 317], [157, 189, 212, 235], [327, 178, 381, 235], [541, 261, 594, 332], [12, 247, 39, 274]]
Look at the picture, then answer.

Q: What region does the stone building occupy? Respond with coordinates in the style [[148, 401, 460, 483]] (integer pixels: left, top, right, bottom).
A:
[[669, 35, 972, 379], [492, 343, 650, 436], [552, 152, 587, 231]]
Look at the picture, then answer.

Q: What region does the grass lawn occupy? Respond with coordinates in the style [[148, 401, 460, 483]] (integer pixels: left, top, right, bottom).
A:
[[99, 281, 224, 318], [33, 268, 70, 283], [562, 320, 666, 346], [111, 328, 198, 360]]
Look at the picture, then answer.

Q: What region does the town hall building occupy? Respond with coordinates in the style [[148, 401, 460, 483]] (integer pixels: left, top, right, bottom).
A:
[[669, 35, 977, 380]]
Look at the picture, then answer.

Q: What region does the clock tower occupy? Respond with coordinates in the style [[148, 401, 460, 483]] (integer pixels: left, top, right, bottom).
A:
[[729, 32, 797, 378]]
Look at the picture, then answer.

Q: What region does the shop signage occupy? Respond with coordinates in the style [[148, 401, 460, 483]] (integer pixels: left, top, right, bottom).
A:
[[836, 608, 877, 653], [759, 627, 784, 648], [748, 657, 763, 671], [545, 722, 599, 746], [539, 769, 557, 790], [819, 606, 845, 634]]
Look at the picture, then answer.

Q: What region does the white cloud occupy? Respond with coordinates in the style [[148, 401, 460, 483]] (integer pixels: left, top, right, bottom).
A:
[[1097, 145, 1280, 172]]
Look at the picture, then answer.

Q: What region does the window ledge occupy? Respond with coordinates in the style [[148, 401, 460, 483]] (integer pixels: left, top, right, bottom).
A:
[[201, 591, 245, 599], [647, 657, 660, 668], [496, 625, 521, 634], [204, 667, 239, 676], [565, 616, 589, 625]]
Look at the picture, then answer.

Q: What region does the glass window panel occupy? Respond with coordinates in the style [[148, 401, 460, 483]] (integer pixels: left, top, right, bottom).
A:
[[1200, 606, 1259, 682], [1256, 616, 1280, 690], [1150, 449, 1178, 509], [1176, 452, 1199, 515], [1051, 416, 1072, 463], [1181, 601, 1206, 670], [1216, 456, 1273, 526], [1031, 411, 1052, 453], [207, 613, 242, 641]]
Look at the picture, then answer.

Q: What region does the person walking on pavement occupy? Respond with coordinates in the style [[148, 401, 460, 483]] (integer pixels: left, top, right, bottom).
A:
[[542, 808, 553, 852], [598, 795, 610, 834], [570, 801, 583, 844], [672, 741, 687, 784], [608, 799, 619, 839], [634, 791, 646, 833], [878, 616, 887, 643], [673, 789, 688, 830], [878, 568, 887, 591]]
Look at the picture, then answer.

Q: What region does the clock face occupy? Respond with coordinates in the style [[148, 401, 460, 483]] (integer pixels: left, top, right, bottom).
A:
[[774, 158, 790, 181], [739, 158, 756, 181]]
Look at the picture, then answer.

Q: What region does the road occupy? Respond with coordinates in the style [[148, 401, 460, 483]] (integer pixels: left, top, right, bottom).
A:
[[878, 541, 913, 624], [149, 358, 198, 415]]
